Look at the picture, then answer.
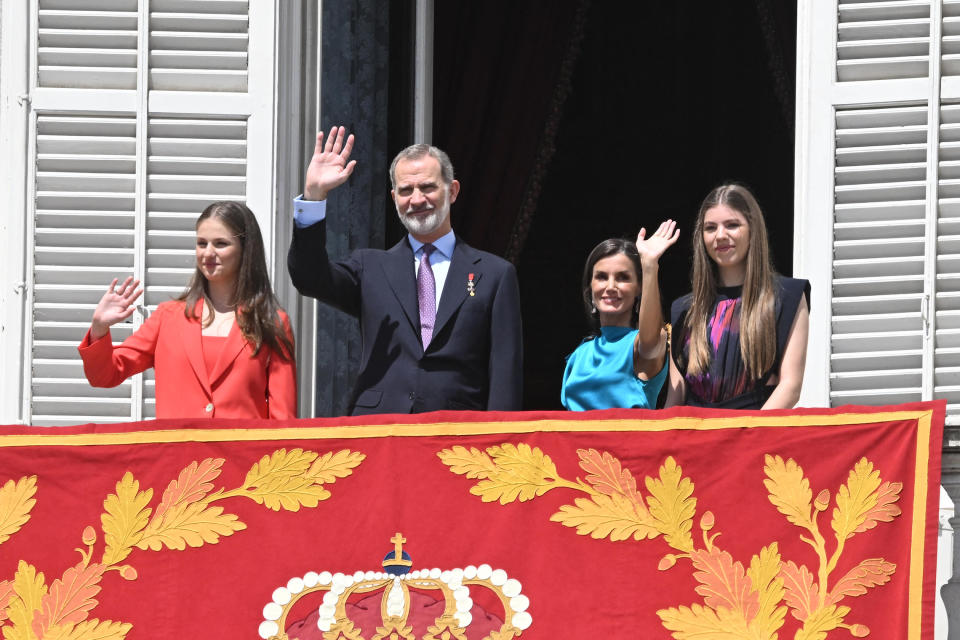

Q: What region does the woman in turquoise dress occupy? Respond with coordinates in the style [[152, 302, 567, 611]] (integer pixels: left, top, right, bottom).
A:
[[561, 221, 679, 410]]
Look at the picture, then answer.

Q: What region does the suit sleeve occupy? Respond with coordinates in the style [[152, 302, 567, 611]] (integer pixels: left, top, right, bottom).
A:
[[486, 262, 523, 410], [77, 303, 168, 388], [287, 218, 363, 317], [267, 311, 298, 419]]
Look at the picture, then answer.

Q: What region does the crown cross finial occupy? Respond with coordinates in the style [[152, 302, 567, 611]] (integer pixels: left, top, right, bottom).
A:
[[383, 532, 413, 574], [391, 532, 406, 556]]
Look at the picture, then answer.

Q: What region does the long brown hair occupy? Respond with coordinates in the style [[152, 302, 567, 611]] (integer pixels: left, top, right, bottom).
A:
[[684, 183, 775, 380], [179, 201, 294, 360]]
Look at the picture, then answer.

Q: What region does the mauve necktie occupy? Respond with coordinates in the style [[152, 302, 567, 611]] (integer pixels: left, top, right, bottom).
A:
[[418, 244, 437, 348]]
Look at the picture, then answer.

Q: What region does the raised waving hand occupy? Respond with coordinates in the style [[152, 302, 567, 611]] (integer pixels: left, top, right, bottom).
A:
[[90, 277, 143, 340], [635, 219, 680, 268], [304, 126, 357, 201]]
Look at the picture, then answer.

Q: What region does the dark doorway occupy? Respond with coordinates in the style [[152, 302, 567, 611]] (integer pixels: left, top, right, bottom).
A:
[[425, 1, 796, 409]]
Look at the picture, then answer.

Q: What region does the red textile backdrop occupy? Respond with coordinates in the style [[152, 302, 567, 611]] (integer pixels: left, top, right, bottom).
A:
[[0, 402, 944, 640]]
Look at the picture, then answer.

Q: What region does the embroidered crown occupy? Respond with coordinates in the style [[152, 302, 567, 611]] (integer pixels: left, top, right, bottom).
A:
[[258, 532, 532, 640]]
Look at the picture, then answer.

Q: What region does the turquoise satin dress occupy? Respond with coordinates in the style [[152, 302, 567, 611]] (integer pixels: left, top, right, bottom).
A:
[[561, 326, 668, 411]]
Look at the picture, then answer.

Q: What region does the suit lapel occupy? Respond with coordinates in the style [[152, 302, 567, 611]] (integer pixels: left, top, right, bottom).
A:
[[183, 299, 212, 397], [382, 239, 420, 335], [434, 238, 482, 341]]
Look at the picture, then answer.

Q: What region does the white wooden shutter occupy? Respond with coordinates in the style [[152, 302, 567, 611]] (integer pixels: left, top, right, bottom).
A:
[[797, 0, 960, 420], [830, 105, 927, 406], [22, 0, 274, 426], [934, 103, 960, 411]]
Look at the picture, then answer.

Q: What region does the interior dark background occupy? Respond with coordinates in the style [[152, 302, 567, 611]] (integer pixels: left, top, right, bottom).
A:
[[387, 0, 796, 410]]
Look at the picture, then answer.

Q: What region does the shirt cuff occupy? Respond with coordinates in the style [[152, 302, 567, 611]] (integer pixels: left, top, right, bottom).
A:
[[293, 196, 327, 228]]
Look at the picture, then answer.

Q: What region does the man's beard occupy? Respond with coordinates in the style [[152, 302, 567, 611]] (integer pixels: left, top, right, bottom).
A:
[[396, 200, 449, 236]]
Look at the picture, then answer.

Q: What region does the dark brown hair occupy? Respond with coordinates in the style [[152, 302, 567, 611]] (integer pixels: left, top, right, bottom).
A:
[[179, 201, 294, 360], [580, 238, 643, 335]]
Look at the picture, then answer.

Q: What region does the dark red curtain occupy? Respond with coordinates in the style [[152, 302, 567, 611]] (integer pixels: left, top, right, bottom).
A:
[[432, 1, 585, 257]]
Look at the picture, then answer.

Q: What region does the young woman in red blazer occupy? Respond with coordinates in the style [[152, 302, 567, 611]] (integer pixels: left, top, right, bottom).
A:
[[78, 201, 297, 419]]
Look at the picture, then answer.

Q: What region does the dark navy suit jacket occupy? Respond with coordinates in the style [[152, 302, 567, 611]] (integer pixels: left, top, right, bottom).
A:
[[288, 220, 523, 415]]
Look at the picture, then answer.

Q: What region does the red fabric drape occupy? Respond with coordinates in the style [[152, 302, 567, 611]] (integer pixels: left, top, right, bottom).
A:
[[0, 402, 943, 639]]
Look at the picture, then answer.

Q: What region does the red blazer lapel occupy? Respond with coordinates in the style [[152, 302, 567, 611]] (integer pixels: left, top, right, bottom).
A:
[[208, 317, 248, 387], [182, 299, 212, 398]]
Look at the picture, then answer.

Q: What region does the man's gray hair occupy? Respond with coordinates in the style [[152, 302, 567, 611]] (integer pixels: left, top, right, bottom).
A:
[[389, 144, 456, 188]]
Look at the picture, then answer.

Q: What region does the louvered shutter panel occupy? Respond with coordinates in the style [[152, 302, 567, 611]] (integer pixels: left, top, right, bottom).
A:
[[32, 115, 139, 422], [830, 106, 927, 405], [935, 104, 960, 414], [24, 1, 272, 425], [836, 0, 930, 81], [141, 117, 248, 418], [800, 0, 960, 421]]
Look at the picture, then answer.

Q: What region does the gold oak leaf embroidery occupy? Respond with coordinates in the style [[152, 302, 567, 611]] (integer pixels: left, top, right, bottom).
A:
[[827, 558, 896, 605], [578, 448, 643, 504], [549, 449, 660, 541], [0, 449, 363, 640], [550, 492, 659, 541], [135, 501, 245, 551], [305, 450, 366, 485], [0, 583, 12, 626], [442, 446, 902, 639], [854, 481, 902, 534], [832, 458, 885, 541], [763, 455, 814, 530], [468, 443, 559, 504], [645, 456, 696, 553], [437, 446, 499, 479], [231, 448, 356, 511], [0, 477, 37, 547], [101, 473, 153, 566], [40, 619, 132, 640], [32, 562, 105, 639], [657, 602, 752, 637], [690, 547, 760, 622], [153, 458, 222, 520], [780, 560, 819, 622], [795, 604, 850, 640], [3, 561, 47, 640], [746, 543, 787, 638]]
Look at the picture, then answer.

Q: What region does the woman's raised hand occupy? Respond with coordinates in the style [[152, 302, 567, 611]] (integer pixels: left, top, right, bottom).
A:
[[636, 219, 680, 268], [91, 277, 143, 340]]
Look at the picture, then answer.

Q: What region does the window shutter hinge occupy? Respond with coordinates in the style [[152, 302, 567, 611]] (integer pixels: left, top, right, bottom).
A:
[[16, 94, 31, 107], [13, 282, 26, 295]]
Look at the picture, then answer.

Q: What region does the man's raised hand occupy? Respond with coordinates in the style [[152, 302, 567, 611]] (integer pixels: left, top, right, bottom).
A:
[[304, 126, 357, 201]]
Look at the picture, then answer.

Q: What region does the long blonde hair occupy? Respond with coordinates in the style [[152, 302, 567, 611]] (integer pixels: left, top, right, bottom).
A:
[[684, 184, 776, 380]]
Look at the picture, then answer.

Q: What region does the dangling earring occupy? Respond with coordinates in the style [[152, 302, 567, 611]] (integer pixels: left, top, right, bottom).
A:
[[591, 303, 598, 315]]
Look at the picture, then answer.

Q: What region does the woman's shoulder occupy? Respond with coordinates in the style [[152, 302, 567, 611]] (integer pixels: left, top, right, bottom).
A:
[[775, 275, 811, 309], [153, 299, 186, 317], [670, 293, 694, 323]]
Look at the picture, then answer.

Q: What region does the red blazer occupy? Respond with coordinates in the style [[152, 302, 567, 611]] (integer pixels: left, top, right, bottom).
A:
[[78, 300, 297, 419]]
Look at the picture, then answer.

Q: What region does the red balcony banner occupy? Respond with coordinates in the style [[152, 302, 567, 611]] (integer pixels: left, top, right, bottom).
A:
[[0, 401, 944, 640]]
